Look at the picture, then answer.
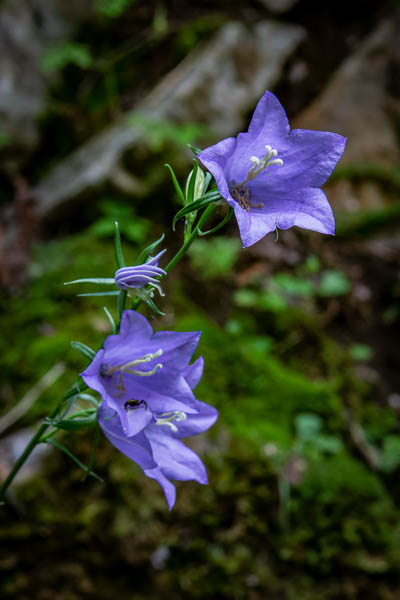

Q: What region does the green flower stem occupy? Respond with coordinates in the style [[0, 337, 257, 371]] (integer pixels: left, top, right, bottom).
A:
[[130, 203, 217, 312], [0, 404, 59, 503], [164, 203, 216, 273], [0, 380, 87, 503], [0, 204, 218, 502]]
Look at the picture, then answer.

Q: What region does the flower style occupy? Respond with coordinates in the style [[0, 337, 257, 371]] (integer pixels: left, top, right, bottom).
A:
[[199, 90, 346, 247], [115, 250, 166, 295], [81, 310, 217, 508]]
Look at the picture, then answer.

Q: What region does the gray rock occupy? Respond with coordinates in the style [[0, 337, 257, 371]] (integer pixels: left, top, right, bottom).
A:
[[294, 20, 400, 216], [0, 0, 91, 153], [257, 0, 299, 14], [33, 20, 305, 216], [295, 20, 399, 167]]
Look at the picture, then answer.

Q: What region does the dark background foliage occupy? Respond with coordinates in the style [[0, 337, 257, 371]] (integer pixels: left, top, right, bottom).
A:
[[1, 0, 400, 598]]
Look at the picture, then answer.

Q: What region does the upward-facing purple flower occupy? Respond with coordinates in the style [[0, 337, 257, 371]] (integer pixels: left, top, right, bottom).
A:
[[81, 310, 218, 507], [199, 90, 346, 247]]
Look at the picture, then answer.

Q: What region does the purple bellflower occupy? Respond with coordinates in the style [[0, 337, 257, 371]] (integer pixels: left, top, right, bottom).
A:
[[199, 90, 346, 247], [115, 250, 166, 296], [81, 310, 217, 508]]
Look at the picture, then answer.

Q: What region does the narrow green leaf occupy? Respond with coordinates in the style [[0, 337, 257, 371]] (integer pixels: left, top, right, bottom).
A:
[[103, 306, 117, 334], [63, 378, 87, 401], [59, 394, 79, 421], [82, 424, 102, 482], [187, 144, 202, 155], [164, 164, 185, 205], [172, 191, 221, 230], [77, 393, 101, 408], [77, 291, 120, 297], [202, 172, 213, 195], [198, 207, 234, 236], [64, 278, 115, 286], [45, 438, 103, 483], [71, 341, 96, 360], [45, 412, 97, 431], [186, 160, 198, 205], [142, 293, 165, 316], [135, 233, 165, 265], [114, 221, 126, 268]]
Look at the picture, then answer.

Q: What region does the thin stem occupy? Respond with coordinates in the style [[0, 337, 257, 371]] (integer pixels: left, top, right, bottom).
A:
[[0, 379, 86, 503], [165, 203, 216, 273], [0, 204, 218, 502], [0, 404, 59, 503]]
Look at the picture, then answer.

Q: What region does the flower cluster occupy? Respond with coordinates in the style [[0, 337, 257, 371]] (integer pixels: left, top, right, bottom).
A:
[[81, 310, 217, 509], [199, 90, 346, 247]]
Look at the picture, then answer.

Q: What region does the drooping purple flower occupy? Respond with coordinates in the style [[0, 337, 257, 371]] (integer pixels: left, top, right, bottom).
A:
[[115, 250, 166, 295], [199, 90, 346, 248], [81, 310, 218, 507], [97, 356, 217, 509]]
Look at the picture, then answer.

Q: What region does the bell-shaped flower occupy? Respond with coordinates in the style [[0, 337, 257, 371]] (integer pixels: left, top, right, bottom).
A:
[[81, 310, 207, 440], [97, 356, 217, 509], [199, 90, 346, 247], [115, 250, 166, 295]]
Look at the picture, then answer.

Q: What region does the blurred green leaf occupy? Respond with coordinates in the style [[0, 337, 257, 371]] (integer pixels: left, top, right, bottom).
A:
[[91, 199, 150, 244], [318, 270, 351, 297], [0, 130, 9, 149], [381, 435, 400, 473], [349, 344, 374, 361], [189, 237, 241, 279], [272, 273, 314, 297], [295, 413, 323, 441], [95, 0, 135, 18], [41, 42, 93, 74], [129, 114, 207, 151]]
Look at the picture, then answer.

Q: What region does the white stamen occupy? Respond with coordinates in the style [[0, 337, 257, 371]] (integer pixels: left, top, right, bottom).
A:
[[268, 158, 283, 166], [128, 363, 163, 377], [155, 411, 187, 433], [238, 143, 284, 188], [102, 348, 163, 376]]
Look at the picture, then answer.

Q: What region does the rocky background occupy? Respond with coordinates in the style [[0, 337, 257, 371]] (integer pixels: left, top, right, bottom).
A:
[[1, 1, 400, 598]]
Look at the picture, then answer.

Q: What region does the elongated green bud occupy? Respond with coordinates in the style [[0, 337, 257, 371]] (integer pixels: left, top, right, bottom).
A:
[[185, 166, 205, 204]]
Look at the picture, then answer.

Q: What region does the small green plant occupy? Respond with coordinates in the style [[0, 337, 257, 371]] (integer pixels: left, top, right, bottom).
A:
[[41, 43, 93, 74], [90, 199, 150, 244], [129, 114, 207, 152], [188, 237, 241, 279], [95, 0, 136, 18]]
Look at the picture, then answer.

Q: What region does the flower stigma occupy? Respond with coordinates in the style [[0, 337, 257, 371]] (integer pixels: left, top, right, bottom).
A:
[[155, 411, 187, 433], [230, 144, 283, 212]]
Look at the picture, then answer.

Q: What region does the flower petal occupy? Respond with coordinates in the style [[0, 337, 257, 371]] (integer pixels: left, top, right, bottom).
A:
[[127, 372, 199, 414], [234, 187, 335, 247], [183, 356, 204, 390], [150, 330, 201, 370], [247, 90, 290, 139], [227, 91, 291, 183], [104, 310, 153, 355], [246, 129, 346, 194], [98, 403, 156, 470], [174, 400, 218, 437], [81, 349, 107, 397], [145, 425, 208, 484], [199, 136, 237, 207], [144, 466, 176, 510]]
